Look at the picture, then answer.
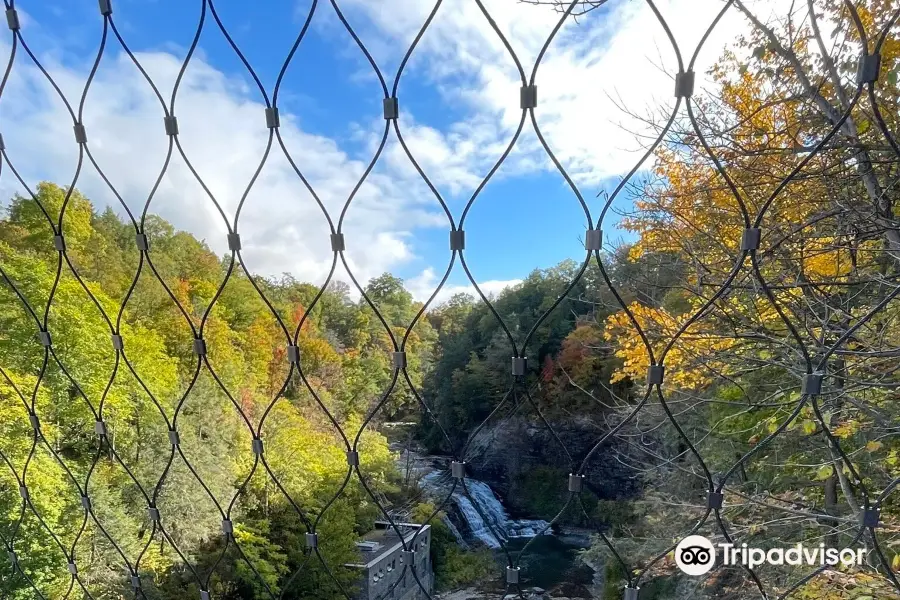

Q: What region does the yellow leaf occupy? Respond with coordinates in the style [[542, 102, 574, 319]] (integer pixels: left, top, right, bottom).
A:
[[833, 420, 860, 438], [866, 440, 883, 453]]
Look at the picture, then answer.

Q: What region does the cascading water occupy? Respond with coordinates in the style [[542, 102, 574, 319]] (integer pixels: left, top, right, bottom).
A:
[[420, 471, 549, 549], [391, 439, 593, 593]]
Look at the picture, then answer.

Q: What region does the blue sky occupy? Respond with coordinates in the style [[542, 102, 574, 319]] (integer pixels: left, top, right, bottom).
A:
[[1, 0, 749, 302]]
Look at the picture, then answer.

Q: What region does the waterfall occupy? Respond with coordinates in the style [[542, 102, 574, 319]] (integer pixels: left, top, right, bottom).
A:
[[420, 471, 550, 549], [452, 482, 503, 548]]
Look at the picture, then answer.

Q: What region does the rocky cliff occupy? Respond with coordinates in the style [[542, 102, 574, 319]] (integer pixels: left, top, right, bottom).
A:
[[462, 416, 642, 522]]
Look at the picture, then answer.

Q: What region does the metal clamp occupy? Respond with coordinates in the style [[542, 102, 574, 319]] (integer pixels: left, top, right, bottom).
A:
[[392, 351, 407, 369], [383, 97, 399, 120], [568, 473, 584, 493], [674, 71, 695, 98], [506, 566, 520, 584], [38, 330, 52, 347], [287, 345, 300, 363], [136, 233, 149, 251], [802, 372, 823, 396], [740, 228, 761, 251], [265, 107, 280, 129], [54, 235, 66, 252], [647, 364, 665, 386], [99, 0, 112, 16], [306, 532, 318, 549], [228, 232, 241, 251], [193, 338, 207, 356], [512, 356, 527, 376], [331, 233, 345, 252], [858, 52, 881, 85], [6, 8, 20, 31], [860, 507, 880, 528], [707, 491, 724, 509], [164, 115, 179, 136], [346, 450, 359, 466], [111, 334, 124, 350], [252, 438, 264, 455], [74, 123, 87, 144], [585, 229, 602, 251], [450, 229, 465, 251], [520, 85, 537, 109], [451, 461, 465, 479]]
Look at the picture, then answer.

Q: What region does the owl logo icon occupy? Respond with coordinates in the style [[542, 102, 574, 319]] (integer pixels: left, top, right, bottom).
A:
[[675, 535, 716, 575]]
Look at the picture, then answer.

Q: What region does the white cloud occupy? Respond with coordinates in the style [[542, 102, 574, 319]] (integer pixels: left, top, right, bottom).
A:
[[405, 267, 522, 307], [0, 0, 801, 305], [0, 40, 451, 293], [336, 0, 800, 189], [321, 0, 799, 302], [336, 0, 701, 182]]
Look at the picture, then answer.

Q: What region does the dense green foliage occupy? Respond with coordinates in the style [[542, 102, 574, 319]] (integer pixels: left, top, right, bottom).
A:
[[5, 160, 900, 599], [0, 182, 648, 599], [420, 259, 639, 454], [0, 183, 434, 599]]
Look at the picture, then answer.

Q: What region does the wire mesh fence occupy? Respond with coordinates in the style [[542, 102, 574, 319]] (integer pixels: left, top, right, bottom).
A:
[[0, 0, 899, 599]]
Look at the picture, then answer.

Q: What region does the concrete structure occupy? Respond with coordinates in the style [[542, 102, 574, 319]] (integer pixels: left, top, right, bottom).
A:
[[345, 521, 433, 600]]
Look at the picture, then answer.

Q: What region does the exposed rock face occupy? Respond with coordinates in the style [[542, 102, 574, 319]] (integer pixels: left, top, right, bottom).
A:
[[463, 416, 641, 517]]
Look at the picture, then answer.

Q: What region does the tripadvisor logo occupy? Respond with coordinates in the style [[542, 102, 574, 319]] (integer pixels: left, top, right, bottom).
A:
[[675, 535, 868, 575], [675, 536, 716, 575]]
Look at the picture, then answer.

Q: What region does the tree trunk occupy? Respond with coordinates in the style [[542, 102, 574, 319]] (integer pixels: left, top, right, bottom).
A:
[[824, 471, 839, 549]]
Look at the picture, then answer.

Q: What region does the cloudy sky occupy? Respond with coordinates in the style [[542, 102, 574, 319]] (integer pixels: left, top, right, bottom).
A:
[[0, 0, 771, 303]]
